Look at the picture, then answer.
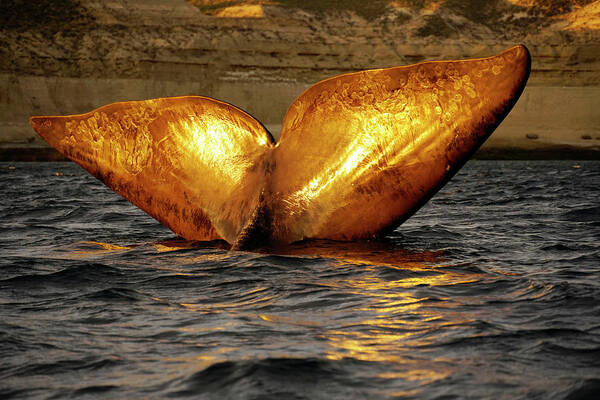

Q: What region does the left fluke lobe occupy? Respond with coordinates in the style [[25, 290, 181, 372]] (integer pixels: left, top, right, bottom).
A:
[[31, 45, 531, 250]]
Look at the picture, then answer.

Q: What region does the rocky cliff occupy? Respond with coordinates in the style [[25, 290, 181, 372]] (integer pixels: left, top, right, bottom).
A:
[[1, 0, 599, 159]]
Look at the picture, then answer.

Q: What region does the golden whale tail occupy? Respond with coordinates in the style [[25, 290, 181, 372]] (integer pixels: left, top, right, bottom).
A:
[[30, 45, 530, 250]]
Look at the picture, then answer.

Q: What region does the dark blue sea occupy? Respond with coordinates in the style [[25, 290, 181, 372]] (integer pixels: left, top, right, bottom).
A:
[[1, 160, 599, 399]]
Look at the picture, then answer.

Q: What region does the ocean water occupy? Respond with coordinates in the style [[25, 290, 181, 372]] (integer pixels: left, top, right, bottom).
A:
[[1, 160, 599, 399]]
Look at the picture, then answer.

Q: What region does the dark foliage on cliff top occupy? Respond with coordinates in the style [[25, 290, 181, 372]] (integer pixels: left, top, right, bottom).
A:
[[190, 0, 598, 25], [0, 0, 95, 34], [277, 0, 390, 20], [190, 0, 390, 19]]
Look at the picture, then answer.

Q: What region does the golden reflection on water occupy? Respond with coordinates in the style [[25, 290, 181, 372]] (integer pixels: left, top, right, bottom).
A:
[[270, 239, 445, 267], [258, 313, 323, 327], [56, 237, 486, 383], [54, 240, 132, 258], [268, 240, 481, 383], [321, 263, 479, 366], [163, 346, 237, 374]]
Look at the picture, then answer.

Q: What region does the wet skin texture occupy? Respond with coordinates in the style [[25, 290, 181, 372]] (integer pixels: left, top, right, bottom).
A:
[[31, 45, 530, 250]]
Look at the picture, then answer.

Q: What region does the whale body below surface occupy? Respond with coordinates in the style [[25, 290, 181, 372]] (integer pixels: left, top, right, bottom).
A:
[[31, 45, 531, 250]]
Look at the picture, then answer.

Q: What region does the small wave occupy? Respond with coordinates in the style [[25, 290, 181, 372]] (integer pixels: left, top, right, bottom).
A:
[[79, 287, 148, 302], [71, 385, 120, 396], [562, 206, 600, 222], [0, 328, 58, 354], [0, 388, 32, 400], [0, 262, 124, 288], [374, 265, 444, 282], [167, 358, 374, 399], [424, 327, 591, 349], [3, 356, 124, 379], [137, 273, 215, 289], [565, 379, 600, 400], [534, 342, 600, 360], [250, 254, 323, 268], [540, 243, 579, 252]]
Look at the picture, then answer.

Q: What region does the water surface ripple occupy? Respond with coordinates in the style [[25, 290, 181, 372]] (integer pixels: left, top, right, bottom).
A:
[[1, 161, 599, 399]]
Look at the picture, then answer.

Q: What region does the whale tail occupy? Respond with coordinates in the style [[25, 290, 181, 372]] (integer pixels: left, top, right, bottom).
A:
[[31, 45, 530, 249]]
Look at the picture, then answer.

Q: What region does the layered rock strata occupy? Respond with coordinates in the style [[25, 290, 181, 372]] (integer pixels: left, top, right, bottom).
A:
[[1, 0, 599, 159]]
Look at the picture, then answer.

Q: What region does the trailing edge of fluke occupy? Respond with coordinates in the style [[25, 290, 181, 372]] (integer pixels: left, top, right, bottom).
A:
[[31, 45, 531, 250]]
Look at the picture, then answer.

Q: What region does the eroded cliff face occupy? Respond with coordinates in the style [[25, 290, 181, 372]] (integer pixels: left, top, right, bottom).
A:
[[1, 0, 599, 157]]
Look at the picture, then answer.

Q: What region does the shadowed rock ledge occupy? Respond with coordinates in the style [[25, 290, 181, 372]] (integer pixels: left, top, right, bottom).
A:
[[1, 0, 599, 160]]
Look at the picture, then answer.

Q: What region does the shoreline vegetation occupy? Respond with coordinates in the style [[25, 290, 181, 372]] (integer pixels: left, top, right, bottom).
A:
[[1, 0, 599, 160]]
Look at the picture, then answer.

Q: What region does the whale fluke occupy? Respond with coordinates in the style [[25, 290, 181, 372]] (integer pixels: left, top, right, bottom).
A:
[[31, 45, 530, 250]]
